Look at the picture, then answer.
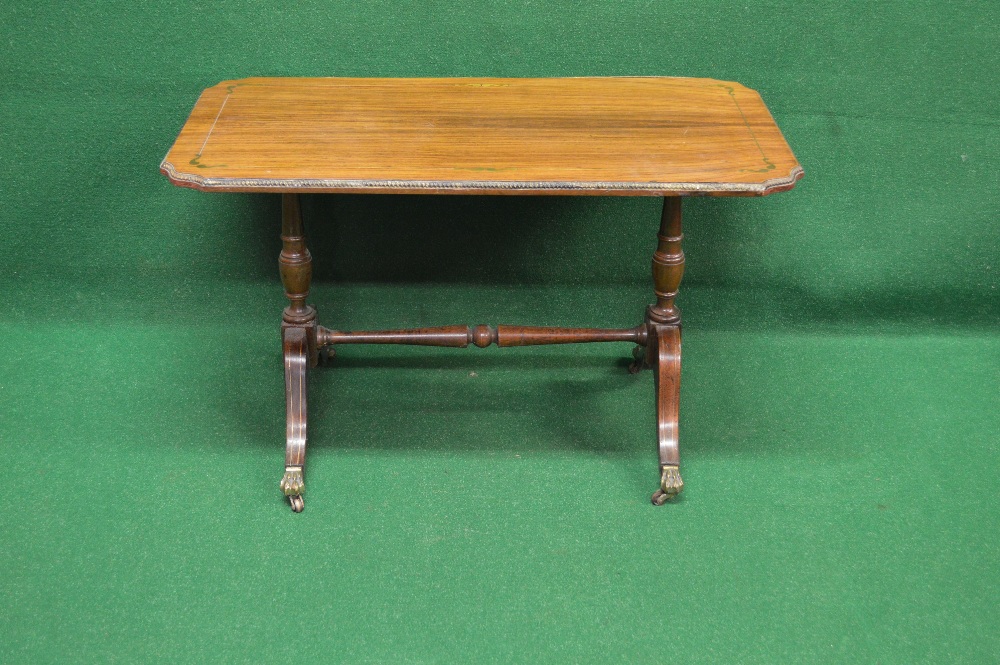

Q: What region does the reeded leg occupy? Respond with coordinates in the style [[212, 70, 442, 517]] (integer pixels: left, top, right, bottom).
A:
[[281, 326, 308, 512], [643, 197, 685, 505], [278, 193, 316, 513], [651, 326, 683, 505]]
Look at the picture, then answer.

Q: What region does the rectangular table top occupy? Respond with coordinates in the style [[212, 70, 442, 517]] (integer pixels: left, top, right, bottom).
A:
[[161, 77, 802, 196]]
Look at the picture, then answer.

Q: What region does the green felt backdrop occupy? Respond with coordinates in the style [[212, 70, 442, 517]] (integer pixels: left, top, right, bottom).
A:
[[1, 1, 998, 662]]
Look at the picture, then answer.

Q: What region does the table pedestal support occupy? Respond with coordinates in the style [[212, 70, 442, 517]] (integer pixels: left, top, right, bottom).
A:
[[630, 197, 685, 504], [275, 194, 686, 512], [278, 194, 316, 512]]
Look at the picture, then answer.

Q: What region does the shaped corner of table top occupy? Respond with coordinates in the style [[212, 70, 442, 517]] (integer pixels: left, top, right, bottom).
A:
[[161, 76, 803, 196]]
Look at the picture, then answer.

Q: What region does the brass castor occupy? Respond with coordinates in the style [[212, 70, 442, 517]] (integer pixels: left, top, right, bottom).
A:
[[280, 467, 305, 513], [319, 345, 336, 366], [651, 464, 683, 506], [628, 344, 646, 374]]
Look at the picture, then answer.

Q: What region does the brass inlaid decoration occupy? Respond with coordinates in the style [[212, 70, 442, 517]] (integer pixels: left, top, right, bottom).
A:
[[713, 84, 779, 174]]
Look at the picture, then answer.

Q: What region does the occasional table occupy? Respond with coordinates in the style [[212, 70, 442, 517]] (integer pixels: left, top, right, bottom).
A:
[[161, 77, 803, 512]]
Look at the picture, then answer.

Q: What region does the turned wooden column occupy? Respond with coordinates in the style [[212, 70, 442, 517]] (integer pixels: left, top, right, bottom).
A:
[[279, 194, 316, 325], [648, 196, 684, 326], [279, 193, 319, 368], [631, 196, 684, 371]]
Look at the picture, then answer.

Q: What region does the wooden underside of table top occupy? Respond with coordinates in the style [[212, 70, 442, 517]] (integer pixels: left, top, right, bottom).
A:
[[161, 77, 802, 196]]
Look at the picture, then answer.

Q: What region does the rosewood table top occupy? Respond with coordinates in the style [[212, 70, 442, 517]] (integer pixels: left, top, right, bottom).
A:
[[160, 76, 802, 196]]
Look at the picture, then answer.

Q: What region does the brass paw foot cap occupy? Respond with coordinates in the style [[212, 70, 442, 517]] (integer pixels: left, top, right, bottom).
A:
[[652, 465, 683, 506], [280, 467, 305, 497]]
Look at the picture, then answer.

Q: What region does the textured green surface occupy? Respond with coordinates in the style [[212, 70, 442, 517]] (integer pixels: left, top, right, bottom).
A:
[[2, 2, 998, 663]]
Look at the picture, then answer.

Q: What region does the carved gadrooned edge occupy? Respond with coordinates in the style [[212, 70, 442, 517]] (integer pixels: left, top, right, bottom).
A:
[[160, 160, 804, 196]]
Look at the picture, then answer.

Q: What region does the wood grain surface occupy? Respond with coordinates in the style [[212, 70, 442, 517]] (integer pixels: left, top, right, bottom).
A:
[[161, 77, 802, 196]]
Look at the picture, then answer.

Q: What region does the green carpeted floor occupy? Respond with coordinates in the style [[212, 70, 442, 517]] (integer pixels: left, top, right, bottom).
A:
[[2, 2, 998, 662]]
